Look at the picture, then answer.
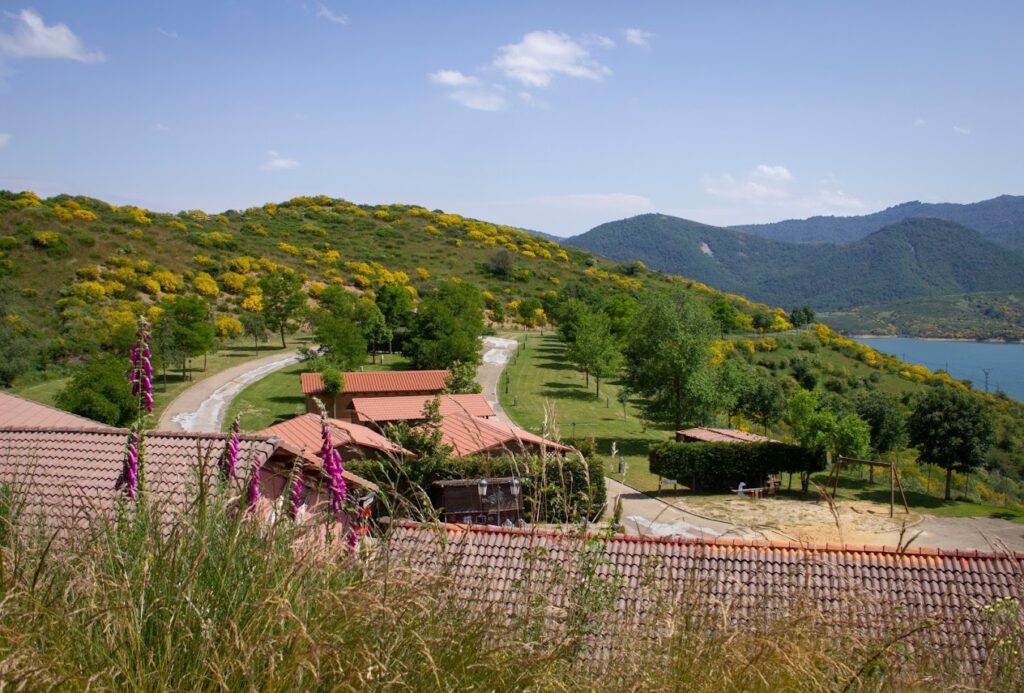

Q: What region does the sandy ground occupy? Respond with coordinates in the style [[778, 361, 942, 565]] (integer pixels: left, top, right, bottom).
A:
[[668, 494, 1024, 551], [158, 351, 300, 432], [478, 336, 518, 426]]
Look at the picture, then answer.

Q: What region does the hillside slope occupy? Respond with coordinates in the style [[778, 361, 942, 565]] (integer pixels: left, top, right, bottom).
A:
[[568, 214, 1024, 311], [734, 194, 1024, 251]]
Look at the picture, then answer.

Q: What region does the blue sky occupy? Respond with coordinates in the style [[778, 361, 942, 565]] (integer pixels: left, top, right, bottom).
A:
[[0, 1, 1021, 236]]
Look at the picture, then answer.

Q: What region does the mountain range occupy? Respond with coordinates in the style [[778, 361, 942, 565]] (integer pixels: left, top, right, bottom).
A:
[[733, 194, 1024, 252], [567, 214, 1024, 314]]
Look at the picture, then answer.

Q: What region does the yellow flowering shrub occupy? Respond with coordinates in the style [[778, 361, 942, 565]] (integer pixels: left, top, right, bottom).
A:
[[416, 267, 430, 281], [215, 316, 244, 339], [152, 271, 184, 293], [221, 271, 246, 293], [277, 242, 299, 255], [193, 272, 220, 296]]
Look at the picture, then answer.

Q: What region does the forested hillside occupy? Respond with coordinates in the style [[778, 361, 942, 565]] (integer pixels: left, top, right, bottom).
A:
[[734, 194, 1024, 251], [568, 214, 1024, 312]]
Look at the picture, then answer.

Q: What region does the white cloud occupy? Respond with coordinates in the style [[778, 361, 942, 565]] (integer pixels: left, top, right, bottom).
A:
[[624, 28, 654, 47], [429, 69, 479, 87], [913, 117, 927, 127], [953, 125, 971, 135], [0, 9, 104, 62], [448, 90, 507, 112], [701, 165, 866, 223], [260, 150, 300, 171], [494, 30, 611, 88], [315, 3, 348, 25], [752, 164, 794, 182], [518, 91, 548, 108], [157, 28, 178, 39], [154, 123, 170, 132], [582, 33, 615, 49], [0, 133, 9, 148]]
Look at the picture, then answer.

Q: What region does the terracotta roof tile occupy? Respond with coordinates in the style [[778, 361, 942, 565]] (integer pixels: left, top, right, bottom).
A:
[[385, 521, 1024, 669], [351, 394, 494, 424], [429, 413, 573, 458], [300, 370, 449, 396], [0, 391, 114, 429], [0, 427, 283, 529]]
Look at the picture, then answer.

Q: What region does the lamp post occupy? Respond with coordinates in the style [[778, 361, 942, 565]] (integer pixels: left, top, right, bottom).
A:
[[477, 478, 488, 524], [510, 477, 521, 524]]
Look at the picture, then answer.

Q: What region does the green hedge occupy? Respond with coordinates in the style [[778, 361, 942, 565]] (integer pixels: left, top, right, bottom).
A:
[[649, 441, 823, 492]]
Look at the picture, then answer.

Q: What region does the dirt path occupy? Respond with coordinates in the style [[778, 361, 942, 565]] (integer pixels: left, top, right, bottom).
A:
[[158, 351, 300, 432], [478, 336, 518, 426]]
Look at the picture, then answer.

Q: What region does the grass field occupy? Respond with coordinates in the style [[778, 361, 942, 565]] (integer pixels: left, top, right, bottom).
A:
[[11, 335, 309, 420], [498, 333, 675, 492], [497, 333, 1024, 521], [225, 352, 411, 432]]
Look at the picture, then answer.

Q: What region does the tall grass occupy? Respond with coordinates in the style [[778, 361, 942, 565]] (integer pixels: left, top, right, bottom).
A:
[[0, 476, 1019, 691]]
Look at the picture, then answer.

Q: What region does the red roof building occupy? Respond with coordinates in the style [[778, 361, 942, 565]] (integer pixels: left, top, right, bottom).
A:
[[430, 414, 572, 458], [351, 394, 494, 426], [385, 520, 1024, 670], [0, 391, 114, 429], [676, 427, 779, 444], [300, 370, 450, 417], [260, 413, 409, 466]]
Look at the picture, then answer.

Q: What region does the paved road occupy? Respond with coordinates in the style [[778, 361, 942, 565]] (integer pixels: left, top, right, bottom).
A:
[[158, 351, 300, 432]]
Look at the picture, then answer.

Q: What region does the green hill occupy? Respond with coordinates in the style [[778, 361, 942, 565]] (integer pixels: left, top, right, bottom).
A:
[[0, 191, 782, 383], [568, 214, 1024, 311], [734, 194, 1024, 251]]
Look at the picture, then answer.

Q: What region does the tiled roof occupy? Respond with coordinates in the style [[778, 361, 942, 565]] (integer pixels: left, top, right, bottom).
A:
[[260, 413, 405, 477], [431, 413, 573, 458], [0, 391, 114, 429], [0, 427, 284, 530], [300, 370, 450, 396], [351, 394, 495, 424], [676, 427, 779, 444], [386, 521, 1024, 668]]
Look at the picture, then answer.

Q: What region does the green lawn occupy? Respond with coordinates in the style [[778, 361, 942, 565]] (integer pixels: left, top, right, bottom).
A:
[[11, 334, 310, 420], [225, 352, 411, 432], [498, 333, 674, 493]]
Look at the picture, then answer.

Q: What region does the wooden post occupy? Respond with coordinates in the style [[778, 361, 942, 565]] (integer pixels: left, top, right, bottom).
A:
[[893, 467, 911, 514], [889, 465, 895, 518]]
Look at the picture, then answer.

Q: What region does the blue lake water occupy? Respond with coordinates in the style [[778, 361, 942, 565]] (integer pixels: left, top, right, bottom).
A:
[[856, 337, 1024, 402]]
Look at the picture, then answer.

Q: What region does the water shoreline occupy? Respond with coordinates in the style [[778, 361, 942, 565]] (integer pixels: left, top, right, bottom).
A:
[[849, 334, 1023, 344]]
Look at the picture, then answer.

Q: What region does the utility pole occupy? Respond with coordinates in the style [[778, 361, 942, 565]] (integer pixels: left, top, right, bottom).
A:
[[982, 368, 992, 394]]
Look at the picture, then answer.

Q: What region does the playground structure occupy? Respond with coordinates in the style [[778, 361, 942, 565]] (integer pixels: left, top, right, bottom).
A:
[[827, 455, 910, 517]]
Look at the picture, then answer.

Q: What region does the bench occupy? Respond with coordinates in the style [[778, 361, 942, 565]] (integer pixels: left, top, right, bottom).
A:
[[658, 477, 679, 492]]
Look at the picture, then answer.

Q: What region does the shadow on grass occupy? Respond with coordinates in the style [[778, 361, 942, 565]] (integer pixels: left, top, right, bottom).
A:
[[537, 360, 575, 371]]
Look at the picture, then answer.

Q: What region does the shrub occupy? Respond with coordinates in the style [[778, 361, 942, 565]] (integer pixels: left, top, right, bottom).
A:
[[649, 441, 823, 492], [31, 231, 65, 249]]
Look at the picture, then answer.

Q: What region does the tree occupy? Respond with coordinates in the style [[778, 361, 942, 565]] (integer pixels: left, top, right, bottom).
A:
[[406, 281, 485, 370], [622, 290, 719, 429], [855, 390, 907, 456], [240, 311, 270, 353], [786, 390, 871, 491], [357, 298, 392, 361], [709, 297, 744, 333], [152, 296, 216, 382], [485, 249, 514, 278], [312, 285, 368, 370], [0, 319, 34, 387], [752, 311, 773, 333], [444, 361, 482, 394], [908, 388, 995, 500], [258, 269, 306, 348], [375, 282, 413, 352], [739, 372, 786, 434], [789, 305, 816, 327], [55, 354, 136, 426], [566, 307, 621, 396]]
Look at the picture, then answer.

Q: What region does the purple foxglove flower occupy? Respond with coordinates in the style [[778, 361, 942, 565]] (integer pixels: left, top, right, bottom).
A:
[[246, 471, 261, 513], [319, 414, 348, 515], [289, 472, 303, 520], [347, 528, 358, 556], [219, 417, 241, 480], [117, 430, 140, 500], [129, 319, 154, 414]]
